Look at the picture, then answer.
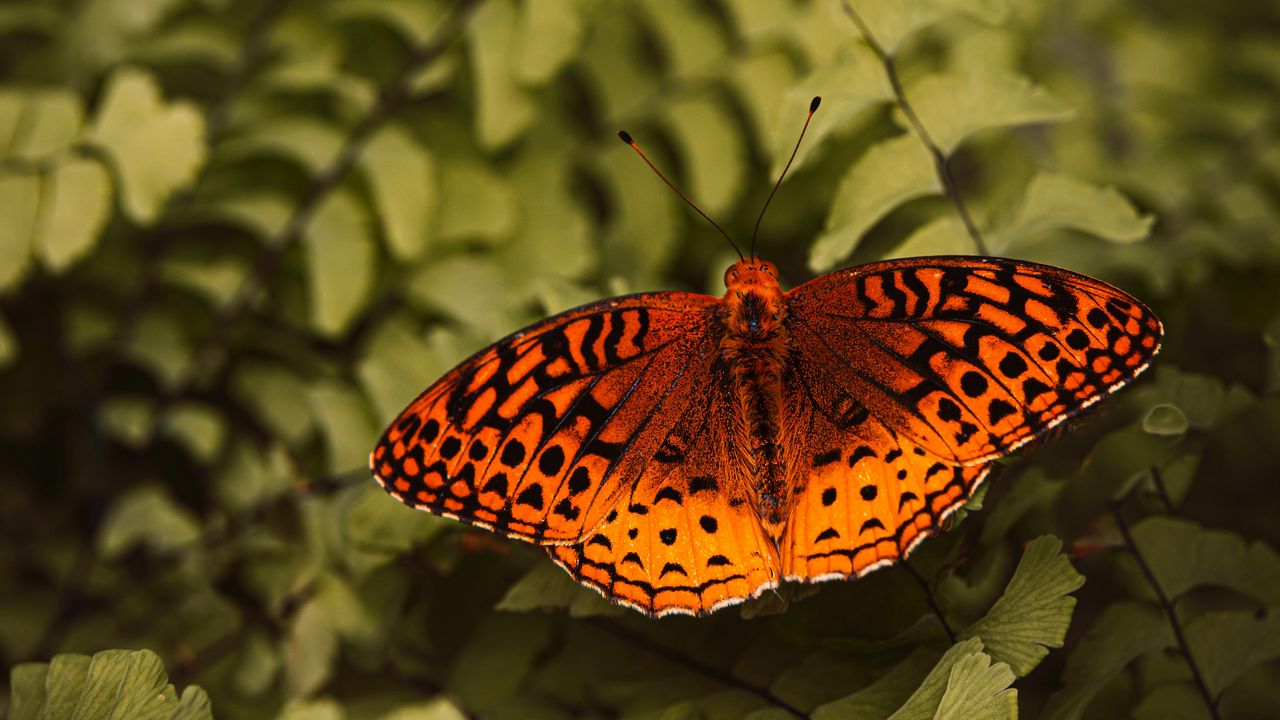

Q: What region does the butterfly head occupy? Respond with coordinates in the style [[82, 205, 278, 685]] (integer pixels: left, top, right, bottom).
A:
[[724, 258, 779, 292], [724, 258, 785, 341]]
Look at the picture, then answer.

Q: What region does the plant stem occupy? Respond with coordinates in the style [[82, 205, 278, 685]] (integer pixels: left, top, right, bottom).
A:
[[1148, 465, 1175, 513], [841, 1, 991, 256], [902, 559, 957, 643], [1110, 502, 1220, 719]]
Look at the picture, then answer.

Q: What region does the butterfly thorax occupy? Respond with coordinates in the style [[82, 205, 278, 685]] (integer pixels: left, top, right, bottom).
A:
[[720, 259, 793, 539]]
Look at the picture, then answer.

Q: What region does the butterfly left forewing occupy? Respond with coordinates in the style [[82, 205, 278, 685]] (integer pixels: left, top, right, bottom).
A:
[[372, 292, 721, 544]]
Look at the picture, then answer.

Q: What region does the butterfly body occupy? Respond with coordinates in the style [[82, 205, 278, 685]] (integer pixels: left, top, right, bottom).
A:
[[720, 258, 793, 536], [372, 255, 1162, 617]]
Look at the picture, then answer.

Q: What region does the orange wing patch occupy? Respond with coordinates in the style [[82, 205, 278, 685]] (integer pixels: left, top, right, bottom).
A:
[[550, 375, 780, 617], [780, 420, 991, 583], [786, 257, 1163, 465], [371, 293, 719, 543]]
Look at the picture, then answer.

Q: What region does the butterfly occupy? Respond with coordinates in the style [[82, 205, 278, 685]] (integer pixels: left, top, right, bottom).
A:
[[369, 100, 1163, 617]]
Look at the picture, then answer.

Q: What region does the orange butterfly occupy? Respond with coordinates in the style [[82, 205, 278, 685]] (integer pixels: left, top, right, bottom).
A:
[[370, 100, 1162, 617]]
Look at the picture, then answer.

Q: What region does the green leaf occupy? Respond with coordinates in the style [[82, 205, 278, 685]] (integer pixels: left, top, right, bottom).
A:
[[514, 0, 584, 85], [304, 190, 374, 337], [496, 562, 627, 618], [1, 89, 83, 159], [88, 66, 205, 223], [1185, 608, 1280, 697], [221, 118, 344, 175], [345, 484, 447, 561], [991, 172, 1153, 253], [849, 0, 1009, 56], [230, 630, 280, 698], [8, 663, 49, 720], [810, 134, 941, 271], [1132, 683, 1213, 720], [469, 0, 535, 150], [307, 379, 380, 473], [99, 396, 156, 448], [448, 613, 553, 712], [892, 217, 978, 257], [121, 308, 192, 390], [933, 652, 1017, 720], [357, 316, 442, 424], [962, 535, 1085, 676], [637, 0, 728, 79], [171, 686, 214, 720], [380, 699, 471, 720], [34, 157, 113, 271], [39, 653, 92, 720], [97, 485, 201, 559], [0, 172, 39, 291], [887, 638, 985, 720], [159, 402, 226, 462], [730, 50, 798, 147], [499, 145, 595, 297], [435, 159, 518, 245], [1041, 602, 1172, 720], [330, 0, 450, 45], [1129, 517, 1280, 606], [772, 42, 891, 175], [232, 362, 315, 446], [17, 649, 213, 720], [664, 93, 747, 216], [598, 140, 679, 283], [158, 255, 247, 308], [1143, 404, 1189, 436], [407, 256, 517, 338], [284, 599, 338, 699], [214, 441, 293, 513], [279, 699, 344, 720], [361, 125, 436, 261], [812, 647, 939, 720], [904, 69, 1072, 156], [100, 649, 170, 720]]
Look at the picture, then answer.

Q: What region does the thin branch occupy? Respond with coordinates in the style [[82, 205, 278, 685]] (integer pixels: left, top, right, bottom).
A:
[[1110, 502, 1221, 719], [155, 0, 481, 416], [901, 559, 956, 643], [841, 1, 991, 256], [1148, 465, 1175, 513], [590, 618, 806, 718]]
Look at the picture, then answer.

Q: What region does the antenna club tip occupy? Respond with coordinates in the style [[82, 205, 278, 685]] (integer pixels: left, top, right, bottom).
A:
[[616, 130, 634, 145], [810, 96, 822, 112]]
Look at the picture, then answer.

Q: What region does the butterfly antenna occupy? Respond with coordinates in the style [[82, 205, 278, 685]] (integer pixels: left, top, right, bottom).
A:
[[616, 130, 744, 261], [750, 96, 821, 260]]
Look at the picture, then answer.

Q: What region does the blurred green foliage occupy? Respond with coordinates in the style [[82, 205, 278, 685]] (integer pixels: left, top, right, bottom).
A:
[[1, 0, 1279, 718]]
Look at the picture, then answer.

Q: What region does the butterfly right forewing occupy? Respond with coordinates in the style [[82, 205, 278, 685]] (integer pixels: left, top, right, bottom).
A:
[[785, 256, 1163, 465]]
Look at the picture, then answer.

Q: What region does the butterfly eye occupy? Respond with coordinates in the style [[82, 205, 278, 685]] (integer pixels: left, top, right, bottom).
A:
[[724, 267, 738, 285]]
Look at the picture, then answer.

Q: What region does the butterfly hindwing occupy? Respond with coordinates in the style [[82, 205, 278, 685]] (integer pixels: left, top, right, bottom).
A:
[[371, 292, 721, 543], [550, 367, 780, 616], [785, 256, 1163, 465], [779, 395, 991, 581]]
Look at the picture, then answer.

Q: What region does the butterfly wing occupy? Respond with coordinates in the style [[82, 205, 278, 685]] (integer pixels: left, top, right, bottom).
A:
[[778, 398, 992, 581], [371, 292, 722, 544], [778, 256, 1160, 582], [549, 359, 781, 617], [784, 256, 1163, 465]]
